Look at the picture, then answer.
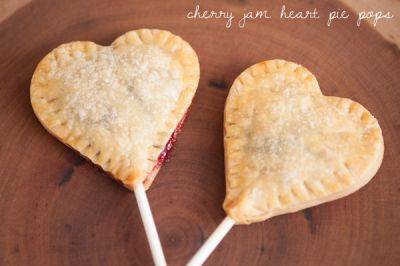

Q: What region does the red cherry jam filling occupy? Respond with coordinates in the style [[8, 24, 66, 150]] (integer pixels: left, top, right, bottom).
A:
[[152, 109, 190, 171]]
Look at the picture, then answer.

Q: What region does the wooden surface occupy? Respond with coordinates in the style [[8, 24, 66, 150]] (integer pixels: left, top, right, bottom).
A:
[[0, 0, 399, 265], [342, 0, 400, 46]]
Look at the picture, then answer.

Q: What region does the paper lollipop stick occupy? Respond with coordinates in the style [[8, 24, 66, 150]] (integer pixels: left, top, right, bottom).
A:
[[134, 182, 167, 266], [187, 217, 235, 266]]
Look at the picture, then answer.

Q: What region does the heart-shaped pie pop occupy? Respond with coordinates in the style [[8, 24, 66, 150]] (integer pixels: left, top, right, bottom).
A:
[[223, 60, 384, 224], [31, 29, 200, 190]]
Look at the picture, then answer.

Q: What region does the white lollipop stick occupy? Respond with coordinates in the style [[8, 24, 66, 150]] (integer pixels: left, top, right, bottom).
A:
[[187, 216, 235, 266], [134, 182, 167, 266]]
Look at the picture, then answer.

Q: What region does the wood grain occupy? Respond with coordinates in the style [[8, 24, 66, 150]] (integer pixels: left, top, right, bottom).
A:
[[0, 0, 31, 22], [0, 0, 399, 265], [342, 0, 400, 47]]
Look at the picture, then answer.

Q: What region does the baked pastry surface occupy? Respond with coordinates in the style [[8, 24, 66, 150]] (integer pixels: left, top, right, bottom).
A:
[[31, 29, 200, 190], [224, 59, 384, 224]]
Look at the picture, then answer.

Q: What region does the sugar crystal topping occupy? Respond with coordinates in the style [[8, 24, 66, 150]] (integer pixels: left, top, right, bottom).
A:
[[47, 44, 183, 161]]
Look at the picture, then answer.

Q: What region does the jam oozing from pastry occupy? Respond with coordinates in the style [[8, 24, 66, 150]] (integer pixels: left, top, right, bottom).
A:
[[153, 109, 190, 171]]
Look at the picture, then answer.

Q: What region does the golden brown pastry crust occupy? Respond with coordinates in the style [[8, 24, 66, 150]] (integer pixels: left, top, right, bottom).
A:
[[30, 29, 200, 190], [224, 59, 384, 224]]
